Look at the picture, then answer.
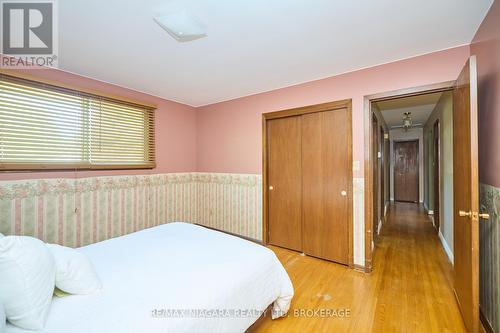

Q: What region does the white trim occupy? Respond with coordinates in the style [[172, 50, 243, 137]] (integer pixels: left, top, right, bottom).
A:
[[428, 210, 434, 215], [377, 218, 383, 234], [438, 230, 454, 265]]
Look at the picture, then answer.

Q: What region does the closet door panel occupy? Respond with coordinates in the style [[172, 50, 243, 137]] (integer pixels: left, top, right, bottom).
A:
[[302, 109, 350, 264], [267, 116, 302, 251]]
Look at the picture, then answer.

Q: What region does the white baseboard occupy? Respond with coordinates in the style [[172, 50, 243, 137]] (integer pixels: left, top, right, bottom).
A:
[[438, 230, 454, 265], [428, 210, 434, 215], [377, 218, 382, 234]]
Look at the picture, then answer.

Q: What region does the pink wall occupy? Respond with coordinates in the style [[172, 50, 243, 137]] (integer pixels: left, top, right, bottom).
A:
[[196, 46, 470, 176], [0, 68, 197, 181], [0, 44, 475, 181], [472, 0, 500, 188]]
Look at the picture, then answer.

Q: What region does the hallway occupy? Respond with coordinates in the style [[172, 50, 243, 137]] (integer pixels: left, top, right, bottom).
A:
[[370, 202, 465, 332], [253, 202, 466, 332]]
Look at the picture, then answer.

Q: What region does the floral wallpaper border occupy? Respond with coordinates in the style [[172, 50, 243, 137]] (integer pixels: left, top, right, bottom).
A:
[[0, 174, 199, 199]]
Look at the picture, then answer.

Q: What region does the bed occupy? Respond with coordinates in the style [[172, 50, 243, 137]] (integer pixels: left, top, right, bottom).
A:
[[5, 222, 294, 333]]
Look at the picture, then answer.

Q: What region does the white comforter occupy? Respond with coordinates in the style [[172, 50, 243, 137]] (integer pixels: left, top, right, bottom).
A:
[[6, 223, 294, 333]]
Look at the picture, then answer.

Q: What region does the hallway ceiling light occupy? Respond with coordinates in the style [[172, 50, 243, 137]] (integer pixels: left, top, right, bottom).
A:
[[402, 112, 413, 131]]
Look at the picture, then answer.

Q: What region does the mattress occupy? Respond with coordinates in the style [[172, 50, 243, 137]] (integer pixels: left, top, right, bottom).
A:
[[5, 222, 294, 333]]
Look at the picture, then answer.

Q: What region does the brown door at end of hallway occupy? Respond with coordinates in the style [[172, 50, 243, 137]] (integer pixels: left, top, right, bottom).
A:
[[302, 109, 350, 264], [267, 116, 302, 251], [394, 140, 419, 203], [433, 120, 440, 231]]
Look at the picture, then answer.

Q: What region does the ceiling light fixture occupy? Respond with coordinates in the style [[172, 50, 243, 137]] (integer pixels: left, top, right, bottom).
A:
[[154, 10, 207, 42], [402, 112, 413, 131]]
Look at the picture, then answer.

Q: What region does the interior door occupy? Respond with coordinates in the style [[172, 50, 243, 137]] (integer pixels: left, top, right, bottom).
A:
[[380, 127, 385, 225], [301, 109, 350, 264], [372, 116, 379, 239], [433, 120, 440, 231], [453, 56, 483, 333], [394, 140, 419, 202], [267, 116, 302, 251]]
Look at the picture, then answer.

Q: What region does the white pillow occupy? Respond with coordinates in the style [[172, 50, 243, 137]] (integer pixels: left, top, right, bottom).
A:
[[0, 302, 6, 333], [0, 236, 55, 330], [47, 244, 102, 295]]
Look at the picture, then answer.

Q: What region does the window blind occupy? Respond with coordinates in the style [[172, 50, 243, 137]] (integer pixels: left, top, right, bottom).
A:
[[0, 74, 156, 170]]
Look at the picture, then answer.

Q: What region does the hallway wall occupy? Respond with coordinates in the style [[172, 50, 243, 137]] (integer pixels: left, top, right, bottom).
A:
[[423, 91, 454, 262]]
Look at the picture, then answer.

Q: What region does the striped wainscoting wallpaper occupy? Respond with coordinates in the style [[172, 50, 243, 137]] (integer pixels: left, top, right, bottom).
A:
[[197, 173, 262, 240], [0, 173, 367, 267], [0, 173, 262, 247], [479, 183, 500, 332]]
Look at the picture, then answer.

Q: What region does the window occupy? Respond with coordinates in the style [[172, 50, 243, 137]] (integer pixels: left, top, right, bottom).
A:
[[0, 74, 155, 170]]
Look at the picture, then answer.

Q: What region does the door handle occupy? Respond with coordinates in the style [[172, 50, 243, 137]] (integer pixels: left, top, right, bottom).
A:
[[459, 210, 472, 218], [341, 190, 347, 196], [459, 210, 490, 221], [269, 185, 274, 191], [479, 212, 490, 220]]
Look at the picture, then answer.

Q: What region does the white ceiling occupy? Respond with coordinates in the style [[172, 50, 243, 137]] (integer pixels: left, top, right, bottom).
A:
[[375, 92, 444, 128], [58, 0, 493, 107]]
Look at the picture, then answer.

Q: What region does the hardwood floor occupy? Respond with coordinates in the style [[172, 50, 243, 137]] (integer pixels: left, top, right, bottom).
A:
[[252, 202, 466, 333]]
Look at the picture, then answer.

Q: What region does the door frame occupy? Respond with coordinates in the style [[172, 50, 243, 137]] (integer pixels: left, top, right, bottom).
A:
[[364, 81, 454, 272], [393, 139, 420, 203], [262, 99, 354, 268]]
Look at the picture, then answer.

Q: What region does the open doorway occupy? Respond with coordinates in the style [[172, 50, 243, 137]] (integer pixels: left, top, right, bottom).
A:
[[374, 92, 447, 206], [366, 87, 455, 267], [363, 82, 456, 272], [369, 89, 455, 259], [363, 58, 484, 332]]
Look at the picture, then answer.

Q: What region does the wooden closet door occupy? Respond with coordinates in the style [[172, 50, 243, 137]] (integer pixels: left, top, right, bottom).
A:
[[267, 116, 302, 251], [301, 109, 350, 264]]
